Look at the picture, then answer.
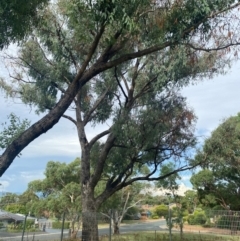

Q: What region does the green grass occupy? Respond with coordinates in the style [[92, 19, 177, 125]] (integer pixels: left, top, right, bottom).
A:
[[97, 232, 240, 241], [62, 232, 240, 241]]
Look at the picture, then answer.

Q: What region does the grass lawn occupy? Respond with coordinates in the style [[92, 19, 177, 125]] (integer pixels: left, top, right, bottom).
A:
[[62, 231, 240, 241], [98, 232, 240, 241]]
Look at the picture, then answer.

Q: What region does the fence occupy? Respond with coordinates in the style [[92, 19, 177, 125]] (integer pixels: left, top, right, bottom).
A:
[[179, 209, 240, 236], [1, 210, 240, 241]]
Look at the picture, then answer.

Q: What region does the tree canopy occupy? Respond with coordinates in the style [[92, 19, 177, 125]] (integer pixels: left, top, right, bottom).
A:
[[0, 0, 48, 49], [191, 114, 240, 210]]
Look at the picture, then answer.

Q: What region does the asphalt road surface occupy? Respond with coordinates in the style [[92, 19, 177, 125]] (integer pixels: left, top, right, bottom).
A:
[[0, 220, 168, 241], [100, 219, 167, 235]]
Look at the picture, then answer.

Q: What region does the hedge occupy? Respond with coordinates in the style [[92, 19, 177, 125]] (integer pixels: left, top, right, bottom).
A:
[[52, 221, 70, 229]]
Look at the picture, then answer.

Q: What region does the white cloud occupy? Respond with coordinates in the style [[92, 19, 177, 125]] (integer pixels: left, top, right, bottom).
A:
[[22, 134, 80, 158], [0, 181, 10, 191], [0, 171, 45, 193], [144, 183, 192, 197], [180, 174, 192, 181], [20, 171, 45, 181], [2, 175, 16, 182], [181, 61, 240, 138]]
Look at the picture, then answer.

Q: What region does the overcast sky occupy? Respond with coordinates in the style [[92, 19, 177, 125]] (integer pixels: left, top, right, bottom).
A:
[[0, 50, 240, 194]]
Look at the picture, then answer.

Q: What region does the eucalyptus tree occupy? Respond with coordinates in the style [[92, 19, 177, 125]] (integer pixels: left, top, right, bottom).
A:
[[99, 182, 144, 234], [191, 113, 240, 210], [27, 158, 81, 238], [182, 190, 198, 213], [1, 1, 240, 240], [0, 192, 19, 210]]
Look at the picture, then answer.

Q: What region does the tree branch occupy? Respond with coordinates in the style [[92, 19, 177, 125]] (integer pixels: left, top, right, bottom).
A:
[[83, 87, 110, 126], [90, 133, 116, 189], [88, 130, 111, 149], [62, 115, 77, 126], [114, 67, 128, 102]]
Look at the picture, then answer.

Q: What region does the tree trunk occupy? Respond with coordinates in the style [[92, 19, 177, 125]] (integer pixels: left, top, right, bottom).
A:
[[69, 220, 79, 239], [70, 229, 78, 239], [82, 197, 99, 241], [80, 142, 99, 240], [112, 210, 120, 235], [113, 222, 120, 235]]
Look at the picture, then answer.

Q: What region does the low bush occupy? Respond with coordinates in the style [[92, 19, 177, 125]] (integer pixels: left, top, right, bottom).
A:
[[52, 221, 70, 229], [188, 211, 207, 225], [7, 219, 37, 232], [152, 204, 168, 218]]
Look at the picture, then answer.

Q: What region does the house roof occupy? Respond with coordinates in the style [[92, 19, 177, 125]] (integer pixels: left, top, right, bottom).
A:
[[0, 211, 25, 221]]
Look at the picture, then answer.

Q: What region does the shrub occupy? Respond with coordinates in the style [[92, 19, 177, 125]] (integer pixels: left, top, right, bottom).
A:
[[183, 216, 188, 223], [187, 211, 207, 225], [151, 215, 159, 219], [52, 221, 70, 229], [7, 219, 36, 232], [153, 204, 168, 218]]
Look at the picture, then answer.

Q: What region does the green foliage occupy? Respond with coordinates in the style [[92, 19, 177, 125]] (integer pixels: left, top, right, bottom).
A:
[[153, 204, 168, 218], [181, 190, 198, 213], [52, 221, 70, 229], [123, 206, 140, 220], [144, 195, 162, 206], [187, 210, 207, 225], [0, 113, 30, 150], [7, 219, 36, 232], [191, 113, 240, 210], [0, 0, 48, 48], [0, 192, 19, 210], [26, 158, 81, 233], [156, 163, 181, 195], [5, 204, 27, 215]]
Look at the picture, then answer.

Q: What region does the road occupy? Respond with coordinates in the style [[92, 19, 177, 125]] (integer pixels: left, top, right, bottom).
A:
[[0, 220, 168, 241], [99, 219, 167, 235]]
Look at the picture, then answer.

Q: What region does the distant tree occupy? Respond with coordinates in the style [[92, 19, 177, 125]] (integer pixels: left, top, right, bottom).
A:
[[191, 113, 240, 210], [156, 163, 186, 236], [181, 190, 198, 213], [0, 190, 39, 215], [27, 158, 81, 238], [99, 183, 143, 234], [143, 194, 163, 206], [5, 203, 27, 214], [156, 163, 181, 196], [0, 192, 19, 210]]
